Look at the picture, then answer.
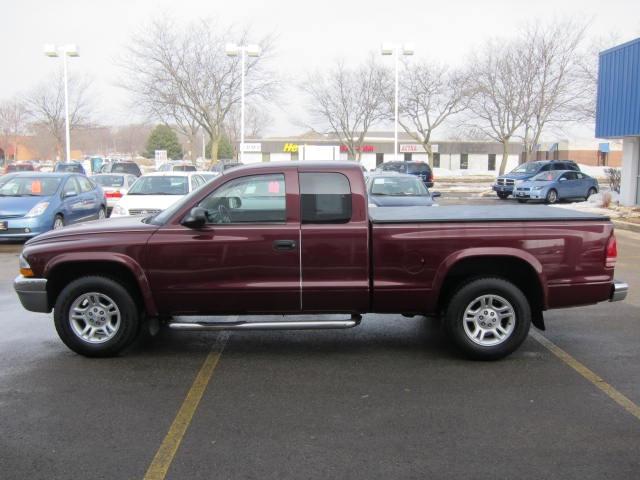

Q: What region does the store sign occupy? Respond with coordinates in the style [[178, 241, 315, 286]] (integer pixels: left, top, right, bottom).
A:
[[340, 145, 375, 153], [399, 144, 439, 153], [241, 142, 261, 152], [283, 143, 299, 153]]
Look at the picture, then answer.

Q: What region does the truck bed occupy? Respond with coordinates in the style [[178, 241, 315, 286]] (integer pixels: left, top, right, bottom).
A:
[[368, 205, 608, 223]]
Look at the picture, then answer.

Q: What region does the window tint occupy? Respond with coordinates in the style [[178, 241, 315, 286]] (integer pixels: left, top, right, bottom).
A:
[[407, 163, 430, 174], [199, 174, 286, 224], [77, 176, 94, 193], [111, 163, 141, 175], [379, 163, 404, 173], [551, 162, 565, 170], [539, 164, 551, 172], [576, 172, 585, 179], [94, 175, 125, 187], [567, 162, 579, 171], [300, 172, 352, 224]]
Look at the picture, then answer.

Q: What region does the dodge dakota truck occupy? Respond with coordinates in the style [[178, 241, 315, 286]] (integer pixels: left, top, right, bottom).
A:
[[14, 161, 628, 360]]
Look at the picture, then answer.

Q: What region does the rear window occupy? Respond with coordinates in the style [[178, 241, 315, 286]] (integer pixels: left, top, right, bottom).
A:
[[378, 163, 404, 173], [173, 165, 197, 172], [300, 172, 352, 224], [111, 163, 141, 175], [55, 163, 84, 173], [94, 175, 125, 187], [128, 176, 188, 195], [407, 163, 430, 174], [6, 164, 34, 172]]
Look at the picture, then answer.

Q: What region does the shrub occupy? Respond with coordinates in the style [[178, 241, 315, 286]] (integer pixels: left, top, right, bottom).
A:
[[605, 168, 621, 193]]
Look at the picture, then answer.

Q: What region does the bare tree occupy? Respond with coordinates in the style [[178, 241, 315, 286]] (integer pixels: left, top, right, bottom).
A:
[[467, 39, 533, 174], [519, 20, 590, 160], [396, 61, 470, 167], [120, 16, 279, 164], [0, 98, 29, 161], [301, 56, 390, 161], [25, 69, 93, 158]]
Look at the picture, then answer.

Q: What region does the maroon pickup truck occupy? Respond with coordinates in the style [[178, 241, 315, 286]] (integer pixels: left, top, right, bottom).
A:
[[14, 162, 628, 360]]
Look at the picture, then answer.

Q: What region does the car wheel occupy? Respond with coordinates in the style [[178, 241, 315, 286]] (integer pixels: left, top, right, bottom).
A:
[[53, 276, 141, 357], [98, 207, 106, 220], [497, 193, 509, 199], [545, 189, 558, 204], [586, 187, 597, 200], [53, 215, 65, 230], [444, 277, 531, 360]]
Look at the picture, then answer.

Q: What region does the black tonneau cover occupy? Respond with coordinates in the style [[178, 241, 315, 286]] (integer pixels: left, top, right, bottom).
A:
[[369, 205, 609, 224]]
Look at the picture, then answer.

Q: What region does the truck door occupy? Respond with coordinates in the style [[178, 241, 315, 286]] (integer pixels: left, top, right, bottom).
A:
[[298, 170, 370, 312], [145, 170, 301, 315]]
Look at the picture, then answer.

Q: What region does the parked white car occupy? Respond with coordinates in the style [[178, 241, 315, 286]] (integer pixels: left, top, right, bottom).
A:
[[92, 173, 138, 216], [111, 172, 208, 217]]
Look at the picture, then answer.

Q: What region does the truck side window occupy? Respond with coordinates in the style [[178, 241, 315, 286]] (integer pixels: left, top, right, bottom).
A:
[[300, 173, 352, 224], [198, 174, 286, 224]]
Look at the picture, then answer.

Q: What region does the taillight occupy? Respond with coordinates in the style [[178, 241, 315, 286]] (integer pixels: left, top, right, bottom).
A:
[[105, 191, 123, 198], [606, 234, 617, 268]]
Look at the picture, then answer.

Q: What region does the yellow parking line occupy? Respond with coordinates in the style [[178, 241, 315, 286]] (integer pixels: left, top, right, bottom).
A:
[[144, 331, 230, 480], [530, 330, 640, 421]]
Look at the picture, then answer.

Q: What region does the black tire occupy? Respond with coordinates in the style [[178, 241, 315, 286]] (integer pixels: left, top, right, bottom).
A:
[[443, 277, 531, 360], [517, 199, 527, 203], [545, 189, 558, 204], [53, 214, 65, 230], [586, 187, 597, 200], [497, 192, 509, 199], [97, 207, 106, 220], [53, 276, 141, 357]]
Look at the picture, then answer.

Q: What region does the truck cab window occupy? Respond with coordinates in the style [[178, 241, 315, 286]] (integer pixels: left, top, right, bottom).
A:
[[198, 174, 286, 224], [300, 172, 352, 223]]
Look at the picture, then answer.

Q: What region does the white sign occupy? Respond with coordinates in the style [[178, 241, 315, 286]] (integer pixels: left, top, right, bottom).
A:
[[400, 144, 426, 153], [241, 142, 262, 153], [154, 150, 167, 168]]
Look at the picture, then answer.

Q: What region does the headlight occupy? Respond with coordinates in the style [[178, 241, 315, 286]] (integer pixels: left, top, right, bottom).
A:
[[24, 201, 50, 218], [19, 254, 33, 277], [112, 204, 127, 216]]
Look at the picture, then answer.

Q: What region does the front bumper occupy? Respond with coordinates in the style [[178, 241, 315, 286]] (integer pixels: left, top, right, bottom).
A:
[[493, 184, 514, 194], [14, 275, 50, 313], [0, 216, 51, 240], [610, 280, 629, 302]]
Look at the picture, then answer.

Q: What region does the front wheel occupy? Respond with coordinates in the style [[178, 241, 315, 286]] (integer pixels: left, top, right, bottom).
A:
[[444, 278, 531, 360], [545, 189, 558, 204], [53, 215, 65, 230], [54, 276, 141, 357]]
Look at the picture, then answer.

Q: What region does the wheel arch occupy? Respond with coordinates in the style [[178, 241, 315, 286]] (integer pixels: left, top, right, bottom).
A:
[[434, 249, 547, 320], [44, 253, 158, 316]]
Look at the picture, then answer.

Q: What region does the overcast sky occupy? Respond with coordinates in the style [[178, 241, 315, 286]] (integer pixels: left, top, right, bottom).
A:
[[2, 0, 639, 139]]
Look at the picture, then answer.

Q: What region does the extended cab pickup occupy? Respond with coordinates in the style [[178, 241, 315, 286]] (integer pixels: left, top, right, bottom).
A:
[[14, 162, 628, 359]]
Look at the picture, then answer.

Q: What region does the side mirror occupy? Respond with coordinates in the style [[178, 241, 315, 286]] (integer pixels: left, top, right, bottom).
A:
[[63, 191, 78, 199], [431, 191, 442, 198], [182, 207, 207, 229], [559, 177, 567, 182], [228, 196, 242, 209]]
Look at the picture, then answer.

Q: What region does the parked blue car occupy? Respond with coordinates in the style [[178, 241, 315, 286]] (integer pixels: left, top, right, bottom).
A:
[[493, 160, 580, 199], [0, 173, 106, 240], [513, 170, 599, 204]]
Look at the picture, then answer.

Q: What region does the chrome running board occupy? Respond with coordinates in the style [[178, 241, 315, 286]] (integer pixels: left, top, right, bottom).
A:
[[168, 317, 361, 331]]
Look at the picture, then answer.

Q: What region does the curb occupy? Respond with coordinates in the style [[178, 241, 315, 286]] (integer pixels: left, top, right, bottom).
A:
[[612, 219, 640, 234]]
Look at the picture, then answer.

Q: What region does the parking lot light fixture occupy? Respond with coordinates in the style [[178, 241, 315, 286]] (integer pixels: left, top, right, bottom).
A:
[[226, 43, 261, 163], [43, 44, 80, 163], [381, 42, 414, 161]]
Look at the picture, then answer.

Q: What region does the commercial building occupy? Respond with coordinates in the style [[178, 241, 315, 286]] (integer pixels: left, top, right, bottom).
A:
[[596, 37, 640, 205]]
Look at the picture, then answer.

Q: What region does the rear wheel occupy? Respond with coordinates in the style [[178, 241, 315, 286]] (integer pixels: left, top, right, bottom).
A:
[[586, 187, 597, 200], [444, 277, 531, 360], [98, 207, 106, 219], [53, 276, 141, 357], [545, 189, 558, 204]]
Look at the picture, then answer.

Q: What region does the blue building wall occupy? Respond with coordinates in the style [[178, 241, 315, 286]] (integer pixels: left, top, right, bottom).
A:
[[596, 37, 640, 139]]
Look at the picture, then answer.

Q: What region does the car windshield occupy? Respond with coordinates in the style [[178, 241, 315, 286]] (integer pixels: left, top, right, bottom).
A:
[[93, 175, 125, 187], [531, 171, 563, 181], [0, 176, 62, 196], [511, 162, 542, 174], [128, 176, 188, 195], [111, 163, 140, 175], [369, 176, 428, 196]]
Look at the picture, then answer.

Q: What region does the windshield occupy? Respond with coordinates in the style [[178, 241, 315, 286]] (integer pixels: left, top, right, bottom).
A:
[[0, 176, 62, 196], [93, 175, 125, 187], [531, 171, 562, 181], [111, 163, 140, 175], [369, 176, 429, 196], [510, 162, 542, 174], [128, 176, 188, 195], [55, 163, 84, 173]]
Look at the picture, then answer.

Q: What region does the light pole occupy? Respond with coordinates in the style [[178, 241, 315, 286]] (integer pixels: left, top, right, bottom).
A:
[[381, 42, 414, 161], [225, 43, 261, 163], [44, 44, 79, 163]]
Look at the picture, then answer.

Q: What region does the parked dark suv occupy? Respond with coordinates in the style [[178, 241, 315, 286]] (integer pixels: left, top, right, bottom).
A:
[[101, 161, 142, 177], [375, 161, 434, 187], [492, 160, 579, 199]]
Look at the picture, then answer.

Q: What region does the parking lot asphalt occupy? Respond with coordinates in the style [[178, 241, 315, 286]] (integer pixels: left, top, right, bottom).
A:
[[1, 196, 639, 480]]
